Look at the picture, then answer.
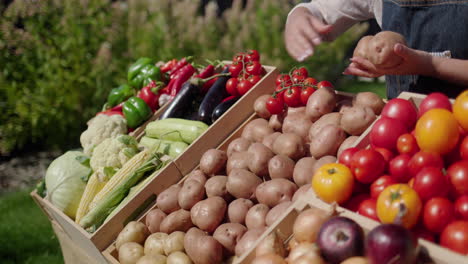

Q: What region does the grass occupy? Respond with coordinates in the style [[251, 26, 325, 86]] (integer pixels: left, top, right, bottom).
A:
[[0, 190, 63, 264], [337, 79, 387, 99]]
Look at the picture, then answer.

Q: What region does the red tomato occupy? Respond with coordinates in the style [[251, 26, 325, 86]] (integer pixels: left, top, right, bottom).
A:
[[246, 49, 260, 62], [232, 53, 246, 63], [381, 98, 418, 130], [460, 136, 468, 160], [413, 167, 450, 202], [408, 151, 445, 177], [455, 195, 468, 220], [247, 75, 261, 85], [229, 62, 243, 77], [440, 221, 468, 254], [374, 147, 395, 165], [303, 77, 318, 86], [246, 61, 262, 75], [370, 117, 408, 151], [292, 74, 305, 84], [236, 80, 253, 95], [283, 86, 302, 107], [447, 160, 468, 196], [300, 86, 315, 105], [358, 198, 379, 221], [225, 78, 239, 96], [351, 149, 386, 184], [389, 154, 412, 182], [275, 74, 292, 86], [418, 92, 452, 118], [423, 197, 455, 233], [292, 67, 308, 78], [266, 96, 284, 115], [344, 193, 370, 212], [397, 133, 420, 155], [371, 175, 397, 199], [339, 147, 360, 167], [317, 80, 333, 89]]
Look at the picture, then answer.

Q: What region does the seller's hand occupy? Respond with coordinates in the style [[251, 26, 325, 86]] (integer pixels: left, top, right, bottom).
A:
[[343, 43, 434, 77], [285, 7, 333, 62]]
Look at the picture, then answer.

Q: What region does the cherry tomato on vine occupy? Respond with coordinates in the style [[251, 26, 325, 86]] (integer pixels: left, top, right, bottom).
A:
[[266, 96, 284, 115], [246, 49, 260, 62], [246, 61, 262, 75], [292, 67, 308, 78], [292, 74, 306, 84], [225, 78, 239, 96], [300, 86, 315, 105], [283, 86, 302, 107], [303, 77, 318, 86], [275, 74, 292, 86], [232, 53, 246, 63], [247, 75, 261, 85], [236, 80, 253, 95], [229, 62, 243, 78], [317, 80, 333, 89]]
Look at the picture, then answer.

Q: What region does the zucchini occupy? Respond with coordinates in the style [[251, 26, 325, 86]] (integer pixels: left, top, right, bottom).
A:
[[145, 118, 208, 144], [139, 136, 189, 158]]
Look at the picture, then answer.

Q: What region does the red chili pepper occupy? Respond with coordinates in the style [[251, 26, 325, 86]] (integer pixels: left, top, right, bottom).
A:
[[110, 102, 124, 112], [170, 64, 196, 98], [202, 77, 217, 94], [195, 64, 215, 79], [97, 110, 123, 117], [160, 59, 177, 73], [137, 84, 160, 111], [170, 57, 190, 78], [221, 95, 237, 103]]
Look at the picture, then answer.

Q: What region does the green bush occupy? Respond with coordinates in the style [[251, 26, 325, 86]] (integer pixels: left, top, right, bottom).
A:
[[0, 0, 364, 154]]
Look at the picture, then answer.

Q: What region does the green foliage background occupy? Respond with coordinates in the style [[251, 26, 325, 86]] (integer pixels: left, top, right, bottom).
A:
[[0, 0, 365, 154]]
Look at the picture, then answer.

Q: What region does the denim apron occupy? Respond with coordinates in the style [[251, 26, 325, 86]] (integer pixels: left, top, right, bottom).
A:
[[382, 0, 468, 99]]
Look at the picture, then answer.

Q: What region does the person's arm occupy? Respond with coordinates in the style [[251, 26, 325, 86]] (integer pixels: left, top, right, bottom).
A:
[[430, 56, 468, 86]]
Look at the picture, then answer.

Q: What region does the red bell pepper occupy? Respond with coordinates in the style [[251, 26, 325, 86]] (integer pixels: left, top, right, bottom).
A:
[[97, 109, 124, 117], [137, 84, 161, 111]]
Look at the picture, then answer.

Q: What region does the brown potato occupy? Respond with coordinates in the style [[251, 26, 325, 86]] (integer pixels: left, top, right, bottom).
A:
[[227, 151, 250, 174], [185, 169, 207, 185], [254, 95, 273, 119], [245, 204, 270, 229], [136, 254, 167, 264], [308, 112, 342, 140], [293, 157, 316, 186], [190, 197, 227, 233], [262, 132, 281, 150], [248, 143, 275, 177], [242, 118, 274, 143], [213, 223, 248, 254], [227, 198, 254, 224], [178, 180, 205, 210], [305, 86, 336, 122], [160, 209, 193, 234], [282, 111, 313, 142], [144, 232, 167, 256], [340, 106, 376, 136], [268, 114, 284, 131], [184, 228, 223, 264], [265, 201, 292, 226], [157, 184, 182, 214], [227, 137, 252, 157], [312, 156, 337, 175], [255, 179, 298, 207], [119, 242, 144, 264], [353, 35, 373, 59], [145, 208, 167, 233], [200, 149, 227, 176], [116, 221, 149, 250], [226, 169, 262, 199], [292, 185, 313, 202], [354, 92, 385, 115], [337, 136, 359, 158], [268, 154, 295, 180], [336, 99, 354, 114], [368, 31, 407, 68], [272, 133, 305, 160], [235, 228, 266, 257], [204, 175, 231, 201], [164, 231, 185, 255], [309, 125, 346, 159]]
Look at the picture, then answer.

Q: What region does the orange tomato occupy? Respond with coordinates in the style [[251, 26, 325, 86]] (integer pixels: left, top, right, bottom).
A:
[[415, 109, 459, 155], [453, 90, 468, 132], [376, 184, 422, 229], [312, 163, 354, 204]]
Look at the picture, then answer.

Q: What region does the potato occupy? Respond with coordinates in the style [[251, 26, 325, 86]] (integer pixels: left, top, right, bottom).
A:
[[144, 232, 168, 256], [268, 155, 295, 180], [340, 106, 376, 136], [185, 170, 207, 185], [160, 209, 193, 234], [336, 99, 353, 114], [308, 112, 342, 140], [213, 223, 248, 254], [200, 149, 227, 176], [190, 197, 227, 233], [293, 157, 316, 186], [292, 185, 313, 202], [254, 95, 273, 119], [227, 168, 262, 199], [262, 132, 281, 150], [116, 221, 149, 250], [242, 118, 274, 143], [309, 125, 346, 159], [245, 204, 270, 229], [164, 231, 185, 255], [184, 227, 223, 264], [235, 228, 266, 257], [248, 143, 275, 177], [268, 114, 284, 131], [226, 151, 250, 174], [227, 198, 254, 224], [305, 86, 336, 122], [227, 137, 252, 157], [288, 107, 306, 115], [255, 231, 286, 257], [252, 254, 287, 264], [265, 201, 292, 226], [146, 208, 167, 234], [354, 92, 385, 115], [167, 252, 193, 264], [178, 180, 205, 210], [312, 156, 337, 175], [204, 175, 230, 201], [272, 133, 305, 160], [282, 111, 313, 142], [119, 242, 144, 264], [353, 35, 373, 59], [337, 136, 359, 158], [136, 254, 167, 264], [368, 31, 406, 68], [255, 179, 298, 207], [157, 184, 182, 214]]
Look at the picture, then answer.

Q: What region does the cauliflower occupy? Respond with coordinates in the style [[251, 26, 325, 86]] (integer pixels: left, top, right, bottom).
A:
[[80, 114, 127, 155], [90, 135, 139, 181]]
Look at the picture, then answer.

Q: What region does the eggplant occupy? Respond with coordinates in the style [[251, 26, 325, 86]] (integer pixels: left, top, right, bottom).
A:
[[211, 96, 240, 123], [197, 67, 230, 124], [159, 81, 201, 120]]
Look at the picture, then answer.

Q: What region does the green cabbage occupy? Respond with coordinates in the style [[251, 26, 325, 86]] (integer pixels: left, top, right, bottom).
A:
[[45, 151, 91, 219]]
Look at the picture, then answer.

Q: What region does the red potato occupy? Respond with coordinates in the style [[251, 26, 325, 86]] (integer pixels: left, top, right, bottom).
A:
[[157, 184, 182, 214], [265, 201, 292, 226], [308, 112, 342, 140], [185, 169, 208, 185], [213, 223, 248, 254], [293, 157, 316, 186], [272, 133, 305, 160], [159, 209, 193, 234], [255, 179, 298, 207], [340, 106, 376, 136], [282, 111, 313, 142], [254, 95, 273, 119], [145, 208, 167, 233], [227, 169, 263, 199], [190, 197, 227, 233], [269, 114, 284, 131], [312, 156, 337, 175], [292, 185, 313, 202], [227, 137, 252, 157], [354, 91, 385, 115], [227, 151, 250, 174], [309, 124, 346, 159], [235, 228, 267, 257], [336, 99, 353, 114], [184, 227, 223, 264], [306, 86, 337, 122], [228, 198, 254, 224], [248, 143, 275, 177], [268, 154, 295, 180], [204, 175, 231, 200], [262, 132, 282, 150], [245, 204, 270, 229], [337, 136, 359, 158], [178, 179, 205, 210], [200, 149, 227, 176], [242, 118, 274, 143]]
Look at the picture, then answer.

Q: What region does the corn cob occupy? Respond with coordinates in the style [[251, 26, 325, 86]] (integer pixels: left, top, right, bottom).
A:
[[75, 172, 106, 223]]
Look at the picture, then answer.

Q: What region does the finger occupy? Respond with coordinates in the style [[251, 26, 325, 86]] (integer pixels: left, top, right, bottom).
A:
[[394, 43, 416, 60], [350, 57, 380, 72], [344, 66, 380, 78], [308, 15, 333, 35], [300, 19, 323, 46]]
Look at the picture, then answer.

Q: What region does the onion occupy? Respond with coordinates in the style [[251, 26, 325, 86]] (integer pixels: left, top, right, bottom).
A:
[[287, 242, 320, 263], [255, 231, 286, 257], [293, 208, 332, 243], [252, 253, 287, 264], [340, 257, 369, 264], [290, 254, 326, 264]]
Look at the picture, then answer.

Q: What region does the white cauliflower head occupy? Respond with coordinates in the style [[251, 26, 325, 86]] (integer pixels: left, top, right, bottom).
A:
[[80, 114, 127, 156]]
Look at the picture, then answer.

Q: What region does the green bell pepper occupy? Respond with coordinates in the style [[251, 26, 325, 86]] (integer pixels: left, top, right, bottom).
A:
[[123, 97, 152, 128], [106, 84, 134, 107], [128, 57, 162, 89]]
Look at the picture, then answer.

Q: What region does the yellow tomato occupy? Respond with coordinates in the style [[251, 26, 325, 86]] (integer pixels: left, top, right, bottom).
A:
[[376, 184, 422, 229], [415, 108, 459, 155], [453, 90, 468, 132], [312, 163, 354, 204]]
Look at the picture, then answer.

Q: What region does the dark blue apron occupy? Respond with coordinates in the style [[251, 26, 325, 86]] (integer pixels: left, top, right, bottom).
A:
[[382, 0, 468, 99]]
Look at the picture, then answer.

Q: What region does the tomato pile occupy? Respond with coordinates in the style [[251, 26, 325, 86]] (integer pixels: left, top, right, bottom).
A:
[[313, 90, 468, 255], [226, 50, 265, 96], [265, 67, 333, 115]]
